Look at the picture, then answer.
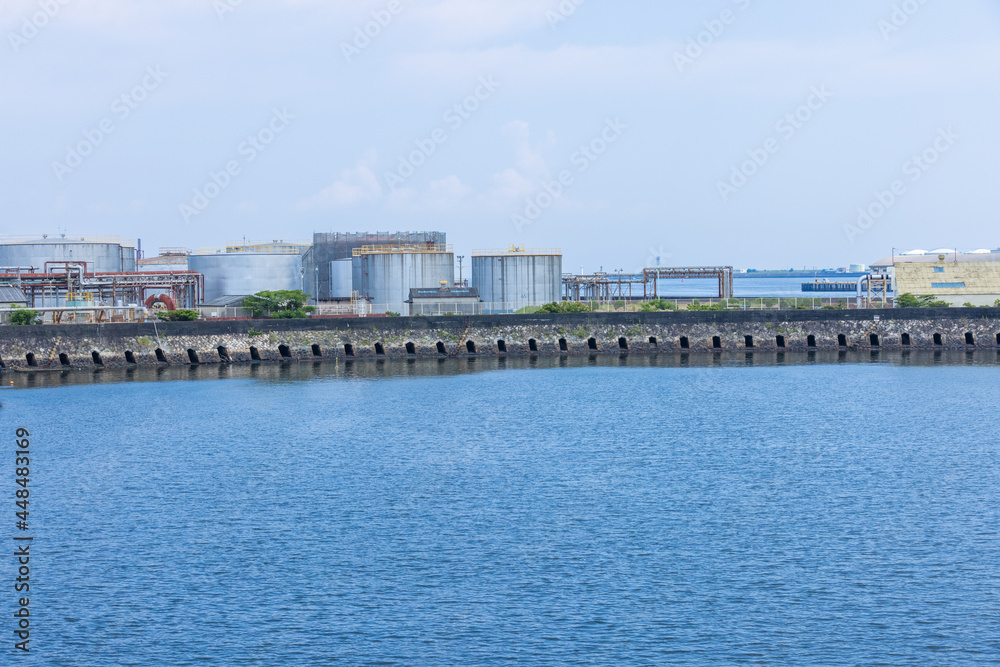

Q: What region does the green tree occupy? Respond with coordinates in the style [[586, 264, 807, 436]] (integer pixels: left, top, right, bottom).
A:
[[243, 290, 317, 318], [8, 308, 40, 325]]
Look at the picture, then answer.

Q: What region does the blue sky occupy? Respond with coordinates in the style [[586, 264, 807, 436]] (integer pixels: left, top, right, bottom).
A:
[[2, 0, 998, 270]]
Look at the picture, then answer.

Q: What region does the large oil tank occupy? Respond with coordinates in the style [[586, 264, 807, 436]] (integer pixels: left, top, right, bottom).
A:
[[310, 231, 446, 300], [329, 259, 354, 299], [137, 247, 189, 273], [188, 252, 303, 303], [472, 245, 562, 312], [0, 235, 137, 273], [352, 245, 455, 314]]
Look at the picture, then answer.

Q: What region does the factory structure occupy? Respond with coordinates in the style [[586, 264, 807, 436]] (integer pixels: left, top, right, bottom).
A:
[[189, 240, 310, 304], [0, 235, 202, 322], [2, 231, 998, 323], [0, 231, 568, 321], [472, 246, 562, 313], [871, 249, 1000, 306]]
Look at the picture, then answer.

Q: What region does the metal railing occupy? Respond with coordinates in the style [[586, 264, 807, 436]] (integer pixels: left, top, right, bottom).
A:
[[472, 245, 562, 256], [0, 305, 148, 325], [190, 245, 304, 255], [352, 244, 453, 256]]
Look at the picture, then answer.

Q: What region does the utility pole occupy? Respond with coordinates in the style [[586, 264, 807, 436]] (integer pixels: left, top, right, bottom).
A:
[[457, 255, 464, 287]]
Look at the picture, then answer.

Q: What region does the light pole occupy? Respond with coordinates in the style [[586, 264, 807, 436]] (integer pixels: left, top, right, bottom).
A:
[[315, 266, 319, 306], [457, 255, 464, 287]]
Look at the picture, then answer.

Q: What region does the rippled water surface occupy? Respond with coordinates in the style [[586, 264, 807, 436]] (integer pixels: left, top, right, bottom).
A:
[[4, 355, 999, 665]]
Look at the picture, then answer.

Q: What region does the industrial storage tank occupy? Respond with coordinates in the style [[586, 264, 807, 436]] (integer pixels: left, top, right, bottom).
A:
[[225, 239, 310, 255], [352, 244, 455, 314], [137, 247, 189, 273], [307, 231, 446, 300], [0, 234, 137, 273], [472, 245, 562, 312], [188, 250, 303, 303], [329, 259, 354, 299]]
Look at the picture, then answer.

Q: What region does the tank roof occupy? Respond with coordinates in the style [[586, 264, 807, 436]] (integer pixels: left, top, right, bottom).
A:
[[472, 244, 561, 257], [0, 234, 135, 247]]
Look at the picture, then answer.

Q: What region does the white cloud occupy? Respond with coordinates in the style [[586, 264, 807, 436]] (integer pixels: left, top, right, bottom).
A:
[[480, 120, 563, 210], [387, 175, 471, 212], [298, 150, 382, 209]]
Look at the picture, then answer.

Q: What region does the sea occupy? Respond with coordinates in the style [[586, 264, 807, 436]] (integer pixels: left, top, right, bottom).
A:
[[3, 353, 997, 665]]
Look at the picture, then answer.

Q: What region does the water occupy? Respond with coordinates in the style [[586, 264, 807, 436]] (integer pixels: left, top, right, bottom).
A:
[[4, 355, 999, 665]]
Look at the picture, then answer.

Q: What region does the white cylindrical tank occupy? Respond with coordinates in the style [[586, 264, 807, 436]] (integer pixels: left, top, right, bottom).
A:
[[472, 246, 562, 312], [189, 252, 303, 303], [0, 236, 137, 273], [352, 247, 455, 314], [329, 259, 354, 299]]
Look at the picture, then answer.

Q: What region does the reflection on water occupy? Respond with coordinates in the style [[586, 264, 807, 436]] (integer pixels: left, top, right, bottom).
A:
[[3, 349, 999, 389]]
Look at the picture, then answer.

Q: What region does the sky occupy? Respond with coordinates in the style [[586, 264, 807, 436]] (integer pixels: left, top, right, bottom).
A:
[[1, 0, 998, 271]]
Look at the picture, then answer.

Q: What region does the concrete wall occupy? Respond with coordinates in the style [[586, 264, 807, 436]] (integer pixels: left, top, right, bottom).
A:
[[1, 309, 999, 369], [895, 259, 1000, 305]]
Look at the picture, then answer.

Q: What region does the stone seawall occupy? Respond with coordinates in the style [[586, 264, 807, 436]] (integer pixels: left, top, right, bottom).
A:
[[0, 309, 999, 369]]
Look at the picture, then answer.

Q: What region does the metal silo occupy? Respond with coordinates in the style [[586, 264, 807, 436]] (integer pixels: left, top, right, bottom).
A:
[[188, 250, 303, 303], [352, 244, 455, 314], [329, 259, 354, 299], [310, 231, 446, 299], [472, 245, 562, 312], [0, 234, 137, 273]]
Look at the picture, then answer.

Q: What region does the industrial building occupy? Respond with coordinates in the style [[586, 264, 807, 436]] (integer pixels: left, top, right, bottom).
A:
[[0, 234, 201, 317], [188, 241, 308, 303], [0, 285, 28, 308], [303, 231, 446, 302], [0, 234, 137, 273], [471, 245, 562, 313], [352, 243, 455, 314], [871, 249, 1000, 306], [407, 286, 481, 316]]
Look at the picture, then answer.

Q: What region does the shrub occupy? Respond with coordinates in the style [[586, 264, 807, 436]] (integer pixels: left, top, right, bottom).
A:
[[639, 299, 675, 312], [537, 302, 591, 314], [8, 308, 40, 325], [897, 293, 950, 308], [271, 307, 316, 319], [385, 311, 401, 317], [686, 300, 725, 312], [156, 309, 200, 321]]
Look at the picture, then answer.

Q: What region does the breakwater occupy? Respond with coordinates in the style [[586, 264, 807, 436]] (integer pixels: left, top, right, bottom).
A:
[[1, 309, 999, 369]]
